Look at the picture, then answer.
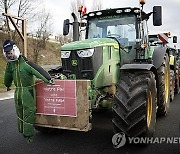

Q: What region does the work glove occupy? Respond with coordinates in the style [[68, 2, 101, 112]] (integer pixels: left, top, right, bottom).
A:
[[49, 79, 55, 85], [7, 87, 11, 91]]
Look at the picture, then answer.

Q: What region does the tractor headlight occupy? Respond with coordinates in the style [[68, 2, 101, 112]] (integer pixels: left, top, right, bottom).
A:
[[61, 50, 71, 58], [77, 49, 94, 58]]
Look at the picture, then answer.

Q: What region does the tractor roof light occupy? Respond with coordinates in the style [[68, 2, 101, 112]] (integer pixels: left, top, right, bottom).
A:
[[83, 15, 88, 19], [96, 12, 102, 16], [139, 0, 146, 5], [89, 13, 95, 17], [116, 10, 123, 14], [124, 9, 131, 13], [134, 9, 140, 14]]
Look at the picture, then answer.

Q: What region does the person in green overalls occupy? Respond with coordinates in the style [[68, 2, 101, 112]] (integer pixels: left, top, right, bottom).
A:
[[2, 40, 54, 143]]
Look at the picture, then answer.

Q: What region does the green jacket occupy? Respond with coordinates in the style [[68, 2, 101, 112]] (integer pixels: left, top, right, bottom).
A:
[[4, 55, 51, 88], [4, 55, 51, 139]]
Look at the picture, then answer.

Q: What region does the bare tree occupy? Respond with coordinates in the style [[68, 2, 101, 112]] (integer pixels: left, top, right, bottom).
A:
[[0, 0, 37, 19], [70, 0, 103, 18], [13, 0, 37, 40], [32, 9, 53, 63], [70, 0, 85, 21], [0, 0, 15, 12], [16, 0, 34, 18], [69, 0, 103, 41], [91, 0, 103, 11], [0, 0, 37, 40], [37, 9, 53, 46], [68, 0, 85, 41], [0, 0, 15, 36]]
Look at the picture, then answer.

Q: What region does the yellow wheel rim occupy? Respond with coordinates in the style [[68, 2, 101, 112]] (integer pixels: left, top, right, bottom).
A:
[[147, 91, 152, 128], [165, 67, 169, 103]]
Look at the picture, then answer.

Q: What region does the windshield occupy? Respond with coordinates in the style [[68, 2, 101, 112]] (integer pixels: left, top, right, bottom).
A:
[[87, 15, 136, 47]]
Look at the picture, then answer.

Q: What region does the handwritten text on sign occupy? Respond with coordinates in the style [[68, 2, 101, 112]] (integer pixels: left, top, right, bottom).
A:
[[36, 80, 77, 117]]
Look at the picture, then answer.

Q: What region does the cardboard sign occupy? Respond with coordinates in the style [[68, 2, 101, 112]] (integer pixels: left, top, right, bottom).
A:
[[36, 80, 77, 117]]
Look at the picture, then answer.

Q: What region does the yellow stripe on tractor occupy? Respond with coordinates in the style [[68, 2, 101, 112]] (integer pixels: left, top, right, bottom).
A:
[[169, 55, 175, 66]]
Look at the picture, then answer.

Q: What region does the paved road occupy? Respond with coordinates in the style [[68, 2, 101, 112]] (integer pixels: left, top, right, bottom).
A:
[[0, 95, 180, 154], [0, 90, 14, 101]]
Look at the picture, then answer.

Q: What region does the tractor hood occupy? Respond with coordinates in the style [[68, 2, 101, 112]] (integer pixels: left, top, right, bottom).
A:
[[61, 38, 119, 50]]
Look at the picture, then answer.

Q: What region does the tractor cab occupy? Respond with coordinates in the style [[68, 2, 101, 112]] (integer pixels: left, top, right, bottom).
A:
[[85, 8, 137, 51]]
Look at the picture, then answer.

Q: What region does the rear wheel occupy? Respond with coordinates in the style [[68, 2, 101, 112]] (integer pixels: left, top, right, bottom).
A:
[[112, 71, 157, 137], [175, 61, 180, 94], [170, 70, 175, 102], [157, 54, 170, 116]]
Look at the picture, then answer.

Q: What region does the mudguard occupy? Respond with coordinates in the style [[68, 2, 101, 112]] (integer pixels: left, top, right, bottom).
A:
[[152, 46, 168, 69], [120, 63, 157, 74], [120, 63, 158, 81], [120, 63, 154, 70]]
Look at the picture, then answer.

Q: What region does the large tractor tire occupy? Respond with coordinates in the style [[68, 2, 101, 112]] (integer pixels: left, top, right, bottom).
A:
[[170, 70, 175, 102], [157, 54, 170, 116], [112, 71, 157, 137], [175, 61, 180, 94]]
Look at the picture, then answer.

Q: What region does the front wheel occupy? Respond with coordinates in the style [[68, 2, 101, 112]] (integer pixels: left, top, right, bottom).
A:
[[112, 71, 157, 137]]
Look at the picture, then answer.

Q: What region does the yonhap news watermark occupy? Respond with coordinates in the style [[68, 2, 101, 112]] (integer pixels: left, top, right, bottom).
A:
[[112, 132, 180, 148]]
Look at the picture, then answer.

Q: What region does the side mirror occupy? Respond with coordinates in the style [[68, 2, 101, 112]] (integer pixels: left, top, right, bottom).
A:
[[153, 6, 162, 26], [173, 36, 177, 43], [63, 19, 70, 36]]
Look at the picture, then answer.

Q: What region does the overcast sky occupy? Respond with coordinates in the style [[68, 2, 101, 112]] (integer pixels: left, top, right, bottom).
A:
[[41, 0, 180, 47], [3, 0, 179, 46], [43, 0, 180, 35]]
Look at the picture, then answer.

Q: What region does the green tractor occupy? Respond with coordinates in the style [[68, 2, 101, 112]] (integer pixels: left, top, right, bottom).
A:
[[149, 34, 179, 101], [169, 46, 180, 97], [45, 2, 170, 138], [167, 36, 180, 98]]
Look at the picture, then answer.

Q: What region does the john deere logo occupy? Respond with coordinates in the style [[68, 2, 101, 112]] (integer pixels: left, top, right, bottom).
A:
[[72, 60, 78, 66]]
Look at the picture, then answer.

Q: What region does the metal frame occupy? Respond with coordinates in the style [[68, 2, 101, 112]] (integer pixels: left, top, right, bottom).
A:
[[2, 13, 27, 57]]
